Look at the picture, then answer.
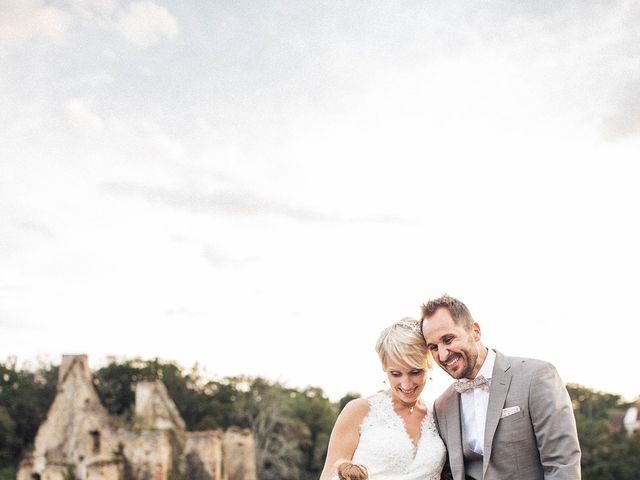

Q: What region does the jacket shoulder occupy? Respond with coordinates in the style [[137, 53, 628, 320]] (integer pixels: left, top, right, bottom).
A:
[[500, 354, 565, 387], [505, 355, 556, 372], [434, 384, 457, 409]]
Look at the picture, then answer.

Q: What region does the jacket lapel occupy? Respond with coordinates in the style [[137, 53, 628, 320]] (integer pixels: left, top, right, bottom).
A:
[[483, 350, 512, 475], [444, 389, 465, 480]]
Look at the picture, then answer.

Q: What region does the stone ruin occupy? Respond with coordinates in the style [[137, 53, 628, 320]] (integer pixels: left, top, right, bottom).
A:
[[17, 355, 257, 480]]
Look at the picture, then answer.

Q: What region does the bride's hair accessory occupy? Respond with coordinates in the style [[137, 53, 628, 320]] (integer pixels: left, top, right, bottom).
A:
[[396, 318, 421, 333], [376, 317, 432, 370]]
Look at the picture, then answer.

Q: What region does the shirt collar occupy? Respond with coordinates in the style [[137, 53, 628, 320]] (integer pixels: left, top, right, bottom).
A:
[[476, 347, 495, 380]]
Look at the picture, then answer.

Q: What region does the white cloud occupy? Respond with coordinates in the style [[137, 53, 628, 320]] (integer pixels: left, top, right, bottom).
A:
[[135, 119, 184, 156], [65, 98, 105, 132], [0, 0, 178, 48], [137, 65, 153, 76], [66, 0, 121, 24], [148, 130, 184, 157], [117, 1, 178, 48], [0, 0, 69, 42], [74, 70, 116, 88], [602, 79, 640, 139], [101, 116, 184, 157]]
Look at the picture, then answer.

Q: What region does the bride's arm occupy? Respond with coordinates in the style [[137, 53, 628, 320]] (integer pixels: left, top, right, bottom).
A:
[[318, 398, 370, 480]]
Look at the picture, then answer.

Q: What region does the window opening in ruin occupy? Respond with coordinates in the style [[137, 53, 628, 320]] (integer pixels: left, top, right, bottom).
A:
[[90, 430, 101, 453]]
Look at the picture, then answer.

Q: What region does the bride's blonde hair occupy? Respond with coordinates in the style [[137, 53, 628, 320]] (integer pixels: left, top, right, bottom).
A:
[[375, 318, 431, 370]]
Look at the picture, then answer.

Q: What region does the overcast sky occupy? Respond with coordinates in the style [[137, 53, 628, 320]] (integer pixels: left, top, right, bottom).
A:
[[1, 0, 639, 403]]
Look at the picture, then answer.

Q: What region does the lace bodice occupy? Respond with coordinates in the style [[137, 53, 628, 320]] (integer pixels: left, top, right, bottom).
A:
[[347, 392, 446, 480]]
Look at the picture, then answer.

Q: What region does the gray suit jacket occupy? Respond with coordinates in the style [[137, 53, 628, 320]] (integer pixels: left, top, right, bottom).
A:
[[433, 350, 581, 480]]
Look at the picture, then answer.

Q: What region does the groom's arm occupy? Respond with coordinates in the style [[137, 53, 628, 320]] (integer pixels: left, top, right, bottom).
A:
[[432, 399, 454, 480], [529, 362, 581, 480]]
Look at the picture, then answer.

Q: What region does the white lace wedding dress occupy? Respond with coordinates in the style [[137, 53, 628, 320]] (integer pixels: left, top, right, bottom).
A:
[[338, 391, 446, 480]]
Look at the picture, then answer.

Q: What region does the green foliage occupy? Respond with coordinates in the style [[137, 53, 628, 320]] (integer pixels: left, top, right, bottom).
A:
[[567, 384, 640, 480], [0, 466, 16, 480], [0, 359, 58, 470], [62, 463, 77, 480], [290, 387, 338, 478], [93, 358, 186, 419], [567, 383, 626, 420], [0, 406, 16, 465], [12, 360, 640, 480], [338, 392, 361, 412], [93, 358, 237, 430], [229, 376, 308, 480], [82, 359, 339, 480]]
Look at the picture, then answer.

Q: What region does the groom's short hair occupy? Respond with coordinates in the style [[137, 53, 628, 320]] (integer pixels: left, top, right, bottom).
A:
[[421, 294, 475, 329]]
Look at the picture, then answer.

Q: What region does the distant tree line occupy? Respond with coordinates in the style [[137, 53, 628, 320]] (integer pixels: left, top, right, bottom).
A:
[[0, 358, 638, 480], [566, 384, 640, 479], [0, 357, 356, 480]]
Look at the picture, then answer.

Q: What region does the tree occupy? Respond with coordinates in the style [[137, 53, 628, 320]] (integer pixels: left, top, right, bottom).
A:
[[93, 358, 232, 431], [0, 406, 16, 465], [0, 359, 58, 472], [290, 387, 338, 479], [338, 392, 361, 412], [231, 377, 309, 480], [567, 383, 636, 480]]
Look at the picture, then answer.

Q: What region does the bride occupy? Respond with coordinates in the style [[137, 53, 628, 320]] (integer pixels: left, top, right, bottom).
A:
[[319, 318, 446, 480]]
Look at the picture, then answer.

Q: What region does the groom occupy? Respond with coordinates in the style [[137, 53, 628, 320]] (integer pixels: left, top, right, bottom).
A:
[[420, 294, 581, 480]]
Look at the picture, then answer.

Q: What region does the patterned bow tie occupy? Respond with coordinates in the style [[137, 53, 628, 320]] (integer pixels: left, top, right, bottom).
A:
[[453, 375, 491, 394]]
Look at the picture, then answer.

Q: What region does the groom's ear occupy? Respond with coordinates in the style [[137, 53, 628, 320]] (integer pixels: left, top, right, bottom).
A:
[[471, 322, 481, 341]]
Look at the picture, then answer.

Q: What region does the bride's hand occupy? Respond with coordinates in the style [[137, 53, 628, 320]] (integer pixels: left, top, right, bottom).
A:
[[336, 461, 368, 480]]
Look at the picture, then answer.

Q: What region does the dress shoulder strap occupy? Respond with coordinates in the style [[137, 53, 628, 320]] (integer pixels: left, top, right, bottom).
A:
[[359, 392, 396, 433]]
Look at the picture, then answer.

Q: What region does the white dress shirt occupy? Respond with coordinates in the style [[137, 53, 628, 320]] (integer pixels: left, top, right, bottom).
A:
[[460, 348, 495, 455]]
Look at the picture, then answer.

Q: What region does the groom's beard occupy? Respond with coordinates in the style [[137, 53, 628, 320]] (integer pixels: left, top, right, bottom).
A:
[[458, 349, 478, 379], [441, 348, 479, 379]]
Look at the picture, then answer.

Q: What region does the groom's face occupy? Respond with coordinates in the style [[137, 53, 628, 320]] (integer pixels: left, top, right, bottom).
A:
[[422, 307, 482, 379]]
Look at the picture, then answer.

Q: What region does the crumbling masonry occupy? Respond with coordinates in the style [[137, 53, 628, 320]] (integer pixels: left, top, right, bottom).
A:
[[17, 355, 257, 480]]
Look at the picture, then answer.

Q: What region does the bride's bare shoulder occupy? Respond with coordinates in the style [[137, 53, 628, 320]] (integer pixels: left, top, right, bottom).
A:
[[337, 397, 371, 425]]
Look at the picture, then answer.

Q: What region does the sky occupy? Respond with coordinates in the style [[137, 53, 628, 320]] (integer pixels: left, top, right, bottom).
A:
[[1, 0, 639, 404]]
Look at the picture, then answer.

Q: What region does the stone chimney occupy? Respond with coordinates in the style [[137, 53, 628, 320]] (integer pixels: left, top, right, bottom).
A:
[[135, 380, 186, 430], [58, 354, 91, 386]]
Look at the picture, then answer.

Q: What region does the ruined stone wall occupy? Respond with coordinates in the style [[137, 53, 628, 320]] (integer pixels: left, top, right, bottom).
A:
[[184, 431, 223, 480], [22, 355, 120, 480], [115, 428, 176, 480], [222, 428, 257, 480], [35, 355, 114, 459], [41, 463, 66, 480], [18, 355, 257, 480], [85, 460, 123, 480]]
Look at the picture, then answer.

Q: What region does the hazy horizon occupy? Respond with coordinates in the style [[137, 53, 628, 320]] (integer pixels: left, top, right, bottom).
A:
[[3, 348, 637, 405]]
